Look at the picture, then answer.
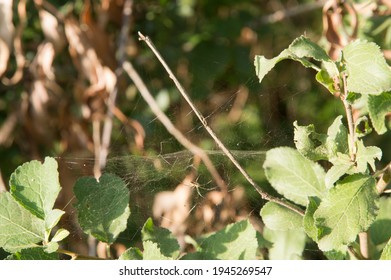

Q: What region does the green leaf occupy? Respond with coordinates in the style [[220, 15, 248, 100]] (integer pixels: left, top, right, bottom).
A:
[[369, 197, 391, 245], [380, 239, 391, 260], [45, 209, 65, 232], [325, 116, 349, 160], [325, 163, 354, 189], [260, 202, 303, 231], [355, 140, 382, 173], [9, 157, 61, 220], [197, 219, 258, 260], [7, 247, 58, 260], [119, 247, 143, 260], [355, 116, 372, 138], [342, 40, 391, 95], [367, 92, 391, 134], [304, 197, 321, 242], [51, 228, 70, 243], [44, 241, 59, 253], [143, 241, 172, 260], [0, 192, 45, 252], [263, 227, 306, 260], [263, 147, 326, 206], [73, 173, 130, 244], [255, 36, 338, 85], [141, 218, 180, 259], [293, 121, 328, 161], [314, 174, 379, 251]]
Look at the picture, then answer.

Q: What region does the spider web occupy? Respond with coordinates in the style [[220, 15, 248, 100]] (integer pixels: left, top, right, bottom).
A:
[[55, 61, 318, 255]]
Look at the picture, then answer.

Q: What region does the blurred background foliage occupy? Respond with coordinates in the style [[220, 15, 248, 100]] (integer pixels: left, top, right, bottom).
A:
[[0, 0, 390, 258]]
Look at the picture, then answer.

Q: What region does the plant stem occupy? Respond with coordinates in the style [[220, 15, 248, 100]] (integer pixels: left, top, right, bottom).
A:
[[340, 73, 370, 259], [340, 73, 356, 162], [137, 32, 304, 216], [358, 232, 369, 259]]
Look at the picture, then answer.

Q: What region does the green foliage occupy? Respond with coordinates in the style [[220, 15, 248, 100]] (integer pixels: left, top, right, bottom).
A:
[[141, 218, 180, 259], [263, 147, 326, 206], [314, 174, 378, 251], [7, 248, 58, 260], [0, 158, 67, 254], [342, 41, 391, 95], [261, 202, 302, 231], [73, 174, 131, 244], [1, 5, 390, 260], [257, 35, 389, 259]]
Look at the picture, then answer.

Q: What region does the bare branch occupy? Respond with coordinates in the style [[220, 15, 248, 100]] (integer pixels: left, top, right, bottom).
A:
[[137, 32, 304, 216]]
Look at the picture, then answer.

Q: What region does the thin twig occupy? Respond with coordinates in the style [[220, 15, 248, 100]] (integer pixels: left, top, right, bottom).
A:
[[358, 232, 369, 259], [122, 61, 228, 194], [375, 162, 391, 194], [138, 32, 304, 216]]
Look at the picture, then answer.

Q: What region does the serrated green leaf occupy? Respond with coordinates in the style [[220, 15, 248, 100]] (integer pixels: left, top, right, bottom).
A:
[[143, 240, 172, 260], [355, 140, 382, 173], [380, 239, 391, 260], [304, 197, 321, 242], [0, 192, 45, 253], [370, 197, 391, 245], [263, 147, 326, 206], [73, 173, 130, 244], [260, 202, 303, 231], [141, 218, 180, 259], [7, 247, 58, 260], [263, 227, 306, 260], [367, 92, 391, 134], [255, 36, 338, 85], [342, 40, 391, 95], [51, 228, 70, 243], [314, 174, 379, 251], [198, 219, 258, 260], [293, 121, 328, 161], [119, 247, 143, 260], [9, 157, 61, 220]]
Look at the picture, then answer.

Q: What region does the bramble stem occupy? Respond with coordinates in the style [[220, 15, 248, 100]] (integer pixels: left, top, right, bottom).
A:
[[137, 32, 304, 216]]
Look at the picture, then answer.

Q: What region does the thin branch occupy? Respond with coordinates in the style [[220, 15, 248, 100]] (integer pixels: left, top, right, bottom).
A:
[[137, 32, 304, 216], [122, 61, 228, 194], [375, 162, 391, 194], [358, 232, 369, 259]]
